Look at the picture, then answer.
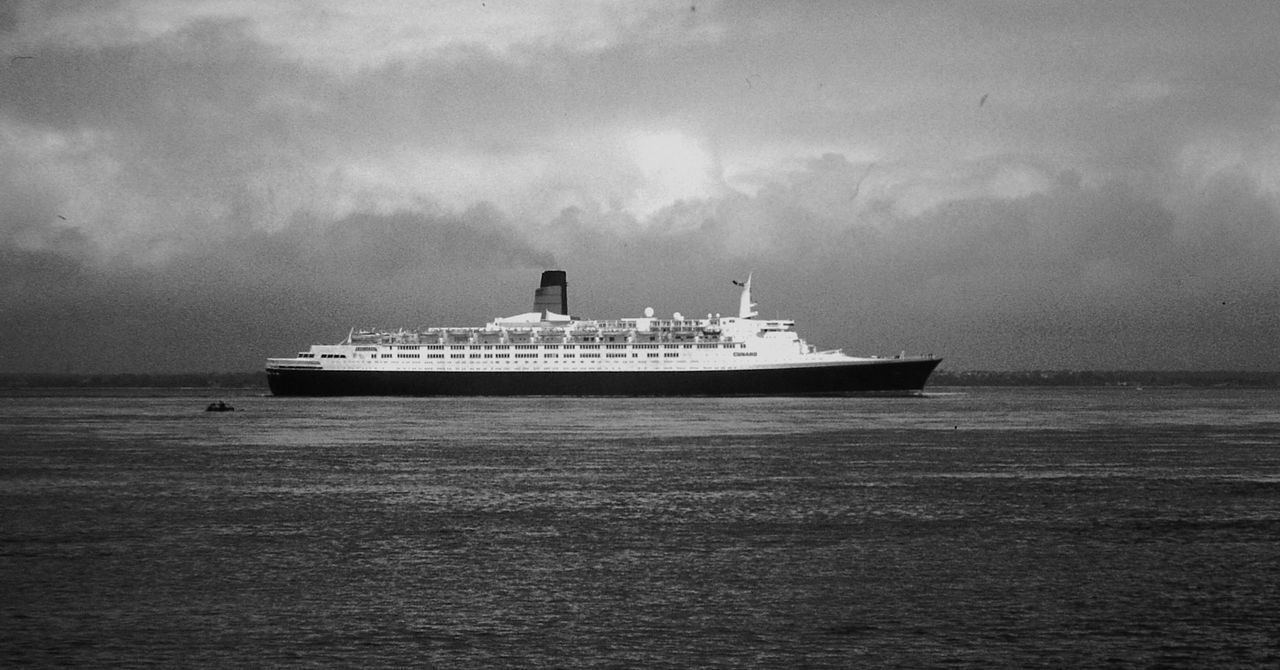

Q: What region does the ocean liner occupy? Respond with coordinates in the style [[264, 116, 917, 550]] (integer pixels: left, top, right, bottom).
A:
[[265, 271, 940, 396]]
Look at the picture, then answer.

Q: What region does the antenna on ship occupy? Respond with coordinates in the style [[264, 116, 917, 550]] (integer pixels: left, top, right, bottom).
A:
[[736, 273, 757, 319]]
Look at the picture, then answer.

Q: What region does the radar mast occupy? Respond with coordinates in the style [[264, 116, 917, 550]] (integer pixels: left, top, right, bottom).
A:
[[737, 273, 757, 319]]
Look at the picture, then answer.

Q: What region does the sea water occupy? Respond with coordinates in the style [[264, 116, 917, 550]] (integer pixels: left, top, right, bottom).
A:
[[2, 387, 1278, 668]]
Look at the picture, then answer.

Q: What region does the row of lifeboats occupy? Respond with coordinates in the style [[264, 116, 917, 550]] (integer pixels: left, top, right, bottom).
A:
[[346, 325, 725, 346]]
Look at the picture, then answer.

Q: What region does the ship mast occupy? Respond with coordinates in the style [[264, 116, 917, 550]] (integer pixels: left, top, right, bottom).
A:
[[737, 273, 757, 319]]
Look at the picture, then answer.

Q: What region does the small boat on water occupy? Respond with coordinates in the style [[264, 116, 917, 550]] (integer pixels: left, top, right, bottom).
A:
[[205, 401, 234, 412]]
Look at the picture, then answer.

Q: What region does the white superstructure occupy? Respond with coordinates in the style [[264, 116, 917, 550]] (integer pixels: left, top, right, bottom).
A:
[[266, 275, 898, 375]]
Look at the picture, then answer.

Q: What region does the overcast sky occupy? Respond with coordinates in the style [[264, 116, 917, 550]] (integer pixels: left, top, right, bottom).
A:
[[2, 1, 1278, 373]]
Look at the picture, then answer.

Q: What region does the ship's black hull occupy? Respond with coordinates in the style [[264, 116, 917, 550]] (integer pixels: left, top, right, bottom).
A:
[[267, 358, 941, 397]]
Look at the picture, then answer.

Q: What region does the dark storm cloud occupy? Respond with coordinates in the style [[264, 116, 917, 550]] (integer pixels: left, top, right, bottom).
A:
[[0, 203, 555, 372]]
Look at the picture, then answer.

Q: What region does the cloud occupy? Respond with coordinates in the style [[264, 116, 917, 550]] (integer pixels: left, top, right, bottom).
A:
[[1, 1, 1278, 373], [533, 154, 1280, 370], [2, 142, 1278, 372]]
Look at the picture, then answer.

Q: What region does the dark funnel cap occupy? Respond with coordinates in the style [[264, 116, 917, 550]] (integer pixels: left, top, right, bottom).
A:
[[540, 270, 567, 288]]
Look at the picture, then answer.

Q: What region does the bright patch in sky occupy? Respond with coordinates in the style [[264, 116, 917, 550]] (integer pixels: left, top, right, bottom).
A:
[[626, 130, 717, 216]]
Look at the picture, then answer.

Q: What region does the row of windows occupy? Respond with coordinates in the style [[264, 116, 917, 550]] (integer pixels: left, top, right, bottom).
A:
[[311, 347, 736, 360], [383, 333, 730, 350], [376, 342, 741, 351], [363, 352, 690, 361]]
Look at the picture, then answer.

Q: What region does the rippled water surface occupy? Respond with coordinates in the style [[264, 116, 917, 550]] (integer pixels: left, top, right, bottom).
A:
[[3, 387, 1279, 667]]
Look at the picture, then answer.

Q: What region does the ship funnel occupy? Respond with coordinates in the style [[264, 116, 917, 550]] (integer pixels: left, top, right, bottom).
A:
[[533, 270, 569, 316]]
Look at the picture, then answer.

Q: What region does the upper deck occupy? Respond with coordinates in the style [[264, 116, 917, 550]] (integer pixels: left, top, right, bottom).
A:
[[265, 272, 932, 373]]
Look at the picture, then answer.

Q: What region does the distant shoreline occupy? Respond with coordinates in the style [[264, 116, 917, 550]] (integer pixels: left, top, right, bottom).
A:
[[931, 370, 1280, 388], [0, 372, 269, 389], [1, 370, 1278, 389]]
